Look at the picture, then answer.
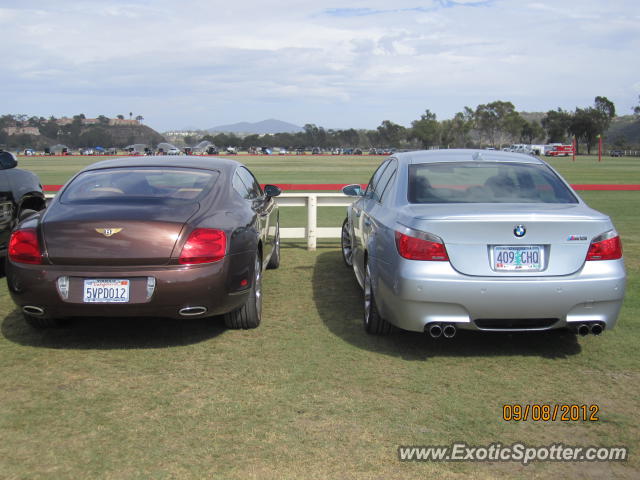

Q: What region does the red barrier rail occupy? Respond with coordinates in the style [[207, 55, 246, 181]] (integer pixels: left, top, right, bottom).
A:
[[43, 183, 640, 192]]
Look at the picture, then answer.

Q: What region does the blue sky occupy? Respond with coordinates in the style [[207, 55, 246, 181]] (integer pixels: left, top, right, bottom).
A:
[[1, 0, 638, 132]]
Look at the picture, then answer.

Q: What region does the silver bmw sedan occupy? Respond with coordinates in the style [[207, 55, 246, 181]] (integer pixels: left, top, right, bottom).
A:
[[341, 149, 626, 337]]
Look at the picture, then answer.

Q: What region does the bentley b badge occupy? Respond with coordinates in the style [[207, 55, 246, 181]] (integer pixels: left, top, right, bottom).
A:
[[95, 228, 123, 237]]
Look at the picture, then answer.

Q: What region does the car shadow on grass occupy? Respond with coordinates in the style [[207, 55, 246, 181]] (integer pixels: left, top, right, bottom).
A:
[[1, 309, 226, 349], [313, 250, 582, 360]]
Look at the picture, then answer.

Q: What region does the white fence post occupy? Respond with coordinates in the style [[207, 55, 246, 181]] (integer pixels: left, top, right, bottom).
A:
[[307, 194, 317, 251]]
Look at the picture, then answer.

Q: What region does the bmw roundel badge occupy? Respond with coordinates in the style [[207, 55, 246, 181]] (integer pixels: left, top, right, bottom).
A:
[[514, 225, 526, 238]]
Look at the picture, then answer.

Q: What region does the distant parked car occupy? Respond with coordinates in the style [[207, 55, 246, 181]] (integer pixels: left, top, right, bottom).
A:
[[0, 151, 46, 259], [340, 149, 626, 337], [166, 147, 181, 155], [312, 147, 322, 155], [353, 148, 363, 155], [610, 150, 624, 157], [278, 148, 288, 155], [6, 156, 282, 329]]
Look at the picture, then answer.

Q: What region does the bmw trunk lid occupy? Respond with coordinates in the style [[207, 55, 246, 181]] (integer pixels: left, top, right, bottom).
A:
[[399, 203, 613, 276], [42, 202, 199, 266]]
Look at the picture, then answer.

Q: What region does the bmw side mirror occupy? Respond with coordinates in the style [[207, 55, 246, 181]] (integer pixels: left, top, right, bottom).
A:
[[264, 184, 282, 198], [342, 184, 363, 197]]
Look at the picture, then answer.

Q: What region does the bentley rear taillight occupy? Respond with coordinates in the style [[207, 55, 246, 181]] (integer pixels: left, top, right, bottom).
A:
[[179, 228, 226, 265], [9, 229, 43, 264]]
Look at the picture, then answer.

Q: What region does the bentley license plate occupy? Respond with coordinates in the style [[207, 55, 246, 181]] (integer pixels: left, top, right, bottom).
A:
[[83, 279, 130, 303], [493, 246, 542, 271]]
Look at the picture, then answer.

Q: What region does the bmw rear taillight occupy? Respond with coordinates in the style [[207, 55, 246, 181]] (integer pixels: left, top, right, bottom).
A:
[[9, 229, 43, 264], [586, 231, 622, 261], [179, 228, 226, 265], [395, 229, 448, 261]]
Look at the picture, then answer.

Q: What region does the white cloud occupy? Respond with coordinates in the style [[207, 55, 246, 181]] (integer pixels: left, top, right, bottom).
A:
[[0, 0, 639, 130]]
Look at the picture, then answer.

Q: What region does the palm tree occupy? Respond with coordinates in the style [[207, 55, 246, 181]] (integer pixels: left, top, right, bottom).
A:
[[135, 115, 144, 123]]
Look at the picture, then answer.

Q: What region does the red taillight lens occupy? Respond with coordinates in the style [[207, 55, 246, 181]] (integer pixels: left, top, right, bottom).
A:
[[395, 231, 448, 261], [179, 228, 226, 265], [8, 229, 43, 264], [586, 235, 622, 261]]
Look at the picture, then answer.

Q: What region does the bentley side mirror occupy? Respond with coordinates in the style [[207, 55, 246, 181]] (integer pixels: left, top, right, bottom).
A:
[[342, 184, 364, 197], [0, 151, 18, 170], [264, 184, 282, 198]]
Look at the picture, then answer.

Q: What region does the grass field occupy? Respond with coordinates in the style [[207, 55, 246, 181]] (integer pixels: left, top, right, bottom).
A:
[[16, 153, 640, 187], [0, 154, 638, 479]]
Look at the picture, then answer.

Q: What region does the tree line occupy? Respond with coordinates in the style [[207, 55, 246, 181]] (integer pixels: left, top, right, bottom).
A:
[[2, 95, 637, 153], [196, 96, 627, 155]]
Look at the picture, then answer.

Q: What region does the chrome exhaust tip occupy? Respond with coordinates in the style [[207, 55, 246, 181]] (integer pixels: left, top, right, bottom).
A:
[[428, 324, 442, 338], [178, 306, 207, 316], [590, 323, 604, 336], [577, 324, 590, 336], [442, 324, 457, 338], [23, 306, 45, 316]]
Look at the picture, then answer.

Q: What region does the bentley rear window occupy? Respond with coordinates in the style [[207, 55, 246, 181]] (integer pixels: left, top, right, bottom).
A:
[[408, 162, 578, 204], [61, 168, 219, 204]]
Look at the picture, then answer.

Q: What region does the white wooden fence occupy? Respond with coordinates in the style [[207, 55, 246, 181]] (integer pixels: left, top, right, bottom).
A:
[[275, 193, 354, 250]]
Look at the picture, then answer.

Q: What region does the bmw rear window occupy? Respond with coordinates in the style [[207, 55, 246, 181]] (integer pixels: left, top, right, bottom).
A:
[[408, 162, 578, 204], [60, 168, 219, 204]]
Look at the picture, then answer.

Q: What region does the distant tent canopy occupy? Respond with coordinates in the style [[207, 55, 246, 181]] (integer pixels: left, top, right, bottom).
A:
[[50, 144, 69, 154], [192, 140, 214, 153], [125, 144, 147, 153], [157, 142, 177, 152]]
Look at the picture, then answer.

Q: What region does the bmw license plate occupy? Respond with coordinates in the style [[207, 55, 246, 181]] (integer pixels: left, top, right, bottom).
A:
[[83, 279, 130, 303], [493, 246, 542, 271]]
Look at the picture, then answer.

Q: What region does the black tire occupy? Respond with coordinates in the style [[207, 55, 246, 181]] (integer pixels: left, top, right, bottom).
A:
[[363, 262, 393, 334], [341, 217, 354, 267], [23, 313, 63, 329], [224, 254, 262, 329], [266, 222, 280, 270]]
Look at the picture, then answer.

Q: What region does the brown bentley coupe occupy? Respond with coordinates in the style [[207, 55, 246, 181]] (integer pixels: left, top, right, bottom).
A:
[[6, 156, 281, 329]]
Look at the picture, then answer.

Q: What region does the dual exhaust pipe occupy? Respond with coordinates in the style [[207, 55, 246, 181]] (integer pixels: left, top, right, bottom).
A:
[[24, 305, 208, 318], [23, 306, 45, 316], [428, 323, 457, 339], [576, 322, 605, 336]]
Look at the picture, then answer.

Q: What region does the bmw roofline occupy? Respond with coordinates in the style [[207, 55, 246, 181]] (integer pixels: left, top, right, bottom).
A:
[[391, 149, 547, 165]]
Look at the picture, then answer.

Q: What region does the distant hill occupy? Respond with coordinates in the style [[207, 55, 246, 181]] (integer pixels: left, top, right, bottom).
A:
[[605, 115, 640, 146], [207, 119, 303, 135]]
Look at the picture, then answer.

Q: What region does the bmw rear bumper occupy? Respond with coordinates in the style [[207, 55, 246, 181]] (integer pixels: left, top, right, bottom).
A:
[[374, 259, 626, 333]]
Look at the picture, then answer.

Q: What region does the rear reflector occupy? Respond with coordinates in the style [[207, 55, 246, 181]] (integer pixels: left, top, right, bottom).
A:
[[9, 229, 43, 264], [586, 233, 622, 261], [179, 228, 226, 265], [395, 231, 448, 261]]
